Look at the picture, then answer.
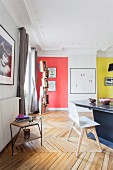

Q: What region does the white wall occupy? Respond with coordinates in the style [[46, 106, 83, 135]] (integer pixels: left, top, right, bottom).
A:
[[68, 52, 97, 112], [0, 1, 19, 99]]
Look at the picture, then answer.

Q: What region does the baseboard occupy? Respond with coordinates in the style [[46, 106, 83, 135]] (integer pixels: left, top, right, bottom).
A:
[[48, 108, 68, 110], [47, 108, 91, 112]]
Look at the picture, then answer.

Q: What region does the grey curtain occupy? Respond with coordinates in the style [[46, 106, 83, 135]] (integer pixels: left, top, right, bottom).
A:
[[30, 49, 38, 113], [17, 27, 29, 113]]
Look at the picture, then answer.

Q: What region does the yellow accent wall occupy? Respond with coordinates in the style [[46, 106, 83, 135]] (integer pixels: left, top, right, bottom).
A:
[[96, 57, 113, 99]]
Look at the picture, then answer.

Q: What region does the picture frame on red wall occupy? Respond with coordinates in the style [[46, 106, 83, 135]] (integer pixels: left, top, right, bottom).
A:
[[48, 68, 56, 78], [48, 81, 56, 91]]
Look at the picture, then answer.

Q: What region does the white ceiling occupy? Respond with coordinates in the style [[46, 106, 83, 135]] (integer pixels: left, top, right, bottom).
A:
[[2, 0, 113, 53]]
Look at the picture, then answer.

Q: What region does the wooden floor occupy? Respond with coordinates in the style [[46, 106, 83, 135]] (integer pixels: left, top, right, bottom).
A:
[[0, 111, 113, 170]]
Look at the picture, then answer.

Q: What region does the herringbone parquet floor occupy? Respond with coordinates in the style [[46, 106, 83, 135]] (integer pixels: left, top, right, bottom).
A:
[[0, 111, 113, 170]]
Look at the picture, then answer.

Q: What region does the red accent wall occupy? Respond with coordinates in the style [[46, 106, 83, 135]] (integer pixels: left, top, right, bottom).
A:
[[37, 57, 68, 108]]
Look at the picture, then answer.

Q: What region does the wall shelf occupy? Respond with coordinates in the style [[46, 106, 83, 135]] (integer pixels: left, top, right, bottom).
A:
[[39, 61, 49, 114]]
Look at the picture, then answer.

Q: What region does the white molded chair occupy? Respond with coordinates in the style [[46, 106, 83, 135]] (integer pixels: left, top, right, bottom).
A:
[[68, 102, 102, 157]]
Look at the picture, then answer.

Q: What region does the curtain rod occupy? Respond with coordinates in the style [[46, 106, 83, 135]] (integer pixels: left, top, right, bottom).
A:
[[31, 47, 35, 49], [18, 27, 25, 30]]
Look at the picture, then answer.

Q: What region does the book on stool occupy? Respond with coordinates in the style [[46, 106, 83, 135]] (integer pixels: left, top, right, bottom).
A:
[[15, 114, 29, 122]]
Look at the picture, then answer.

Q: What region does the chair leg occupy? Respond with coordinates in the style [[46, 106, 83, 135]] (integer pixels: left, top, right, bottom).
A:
[[93, 127, 102, 152], [67, 122, 74, 140], [76, 128, 84, 157], [84, 128, 88, 138]]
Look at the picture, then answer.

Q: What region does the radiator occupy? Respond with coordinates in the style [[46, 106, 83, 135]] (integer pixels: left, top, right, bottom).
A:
[[0, 97, 20, 152]]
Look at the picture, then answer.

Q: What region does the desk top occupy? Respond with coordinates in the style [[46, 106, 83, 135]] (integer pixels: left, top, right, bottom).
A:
[[72, 99, 113, 113], [11, 117, 42, 128]]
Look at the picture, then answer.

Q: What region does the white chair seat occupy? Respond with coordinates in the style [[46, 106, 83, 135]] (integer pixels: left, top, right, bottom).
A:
[[79, 116, 100, 128]]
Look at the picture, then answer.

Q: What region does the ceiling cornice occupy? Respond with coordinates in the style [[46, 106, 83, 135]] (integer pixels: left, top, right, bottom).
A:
[[1, 0, 43, 48], [38, 47, 97, 56], [23, 0, 44, 48], [1, 0, 21, 27]]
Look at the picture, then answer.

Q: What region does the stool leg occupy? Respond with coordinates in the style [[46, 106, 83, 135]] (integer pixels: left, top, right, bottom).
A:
[[37, 118, 42, 145], [41, 118, 42, 145], [10, 124, 13, 156]]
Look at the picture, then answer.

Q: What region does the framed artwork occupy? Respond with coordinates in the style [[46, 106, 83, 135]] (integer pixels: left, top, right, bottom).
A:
[[70, 68, 96, 94], [0, 25, 15, 85], [105, 77, 113, 86], [48, 68, 56, 78], [48, 81, 56, 91]]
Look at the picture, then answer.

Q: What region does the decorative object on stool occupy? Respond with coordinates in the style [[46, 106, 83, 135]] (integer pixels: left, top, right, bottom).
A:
[[23, 128, 30, 139], [29, 116, 33, 122]]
